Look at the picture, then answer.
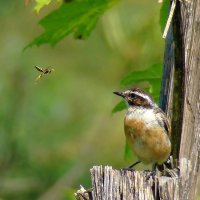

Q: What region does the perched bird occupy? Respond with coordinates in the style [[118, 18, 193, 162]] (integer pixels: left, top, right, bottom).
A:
[[113, 88, 171, 166]]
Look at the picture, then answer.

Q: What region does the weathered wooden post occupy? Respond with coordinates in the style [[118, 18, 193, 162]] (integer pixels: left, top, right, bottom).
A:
[[75, 1, 200, 199]]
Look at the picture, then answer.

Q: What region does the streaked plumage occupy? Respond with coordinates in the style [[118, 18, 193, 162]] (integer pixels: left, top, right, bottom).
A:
[[114, 88, 171, 164]]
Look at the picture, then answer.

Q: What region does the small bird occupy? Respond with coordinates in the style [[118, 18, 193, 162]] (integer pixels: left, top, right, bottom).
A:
[[113, 88, 171, 166]]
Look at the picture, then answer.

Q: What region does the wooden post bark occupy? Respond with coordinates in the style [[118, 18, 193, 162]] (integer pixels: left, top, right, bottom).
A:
[[75, 1, 200, 199]]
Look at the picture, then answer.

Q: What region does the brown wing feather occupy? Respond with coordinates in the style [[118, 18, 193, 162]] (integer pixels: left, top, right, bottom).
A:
[[154, 107, 171, 138]]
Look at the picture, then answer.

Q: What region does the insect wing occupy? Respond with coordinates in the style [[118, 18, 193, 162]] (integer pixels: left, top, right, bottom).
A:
[[35, 66, 44, 73], [35, 74, 43, 82]]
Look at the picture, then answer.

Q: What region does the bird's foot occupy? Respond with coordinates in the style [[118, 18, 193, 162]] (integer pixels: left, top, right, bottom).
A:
[[121, 167, 135, 172]]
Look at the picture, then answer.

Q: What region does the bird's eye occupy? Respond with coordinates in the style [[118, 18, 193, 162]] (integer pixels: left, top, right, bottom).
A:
[[130, 93, 136, 99]]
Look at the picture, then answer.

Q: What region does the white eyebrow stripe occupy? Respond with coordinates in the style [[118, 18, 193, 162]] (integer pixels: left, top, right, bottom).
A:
[[132, 91, 152, 102]]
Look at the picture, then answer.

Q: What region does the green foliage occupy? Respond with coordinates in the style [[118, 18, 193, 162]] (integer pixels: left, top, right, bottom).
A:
[[34, 0, 57, 13], [120, 64, 162, 86], [120, 64, 162, 102], [112, 64, 162, 115], [26, 0, 118, 48], [159, 0, 170, 34], [112, 100, 127, 113], [124, 141, 133, 160]]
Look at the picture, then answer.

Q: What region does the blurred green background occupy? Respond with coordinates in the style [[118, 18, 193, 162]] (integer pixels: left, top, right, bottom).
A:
[[0, 1, 164, 199]]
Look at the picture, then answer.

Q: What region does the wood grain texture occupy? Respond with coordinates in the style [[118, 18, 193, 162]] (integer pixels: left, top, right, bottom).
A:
[[179, 0, 200, 199], [75, 165, 192, 200], [160, 0, 200, 198]]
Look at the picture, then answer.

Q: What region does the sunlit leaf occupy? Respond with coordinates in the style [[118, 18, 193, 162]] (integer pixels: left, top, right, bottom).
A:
[[112, 100, 127, 113], [26, 0, 118, 48], [159, 0, 170, 34], [34, 0, 62, 13], [35, 0, 52, 13]]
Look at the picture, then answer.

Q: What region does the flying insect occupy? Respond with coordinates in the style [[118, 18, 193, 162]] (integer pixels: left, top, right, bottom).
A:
[[34, 66, 54, 82]]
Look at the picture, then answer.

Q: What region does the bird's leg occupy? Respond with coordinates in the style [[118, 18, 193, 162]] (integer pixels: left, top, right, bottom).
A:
[[162, 157, 180, 177], [152, 163, 158, 171], [152, 159, 178, 177], [121, 161, 141, 171], [128, 161, 141, 168], [146, 163, 158, 178]]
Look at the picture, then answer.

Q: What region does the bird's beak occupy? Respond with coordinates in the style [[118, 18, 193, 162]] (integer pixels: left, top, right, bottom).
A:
[[113, 91, 126, 98]]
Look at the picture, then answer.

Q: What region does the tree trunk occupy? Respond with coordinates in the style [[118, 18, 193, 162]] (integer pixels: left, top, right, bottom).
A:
[[75, 1, 200, 199]]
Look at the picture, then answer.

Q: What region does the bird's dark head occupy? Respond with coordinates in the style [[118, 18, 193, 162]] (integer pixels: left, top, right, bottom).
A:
[[113, 88, 154, 108]]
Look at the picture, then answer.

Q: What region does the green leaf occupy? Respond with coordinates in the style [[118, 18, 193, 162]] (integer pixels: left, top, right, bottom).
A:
[[120, 64, 162, 103], [121, 64, 162, 86], [34, 0, 52, 13], [146, 78, 161, 103], [112, 65, 162, 113], [159, 0, 170, 34], [112, 100, 127, 113], [124, 141, 133, 160], [26, 0, 118, 48]]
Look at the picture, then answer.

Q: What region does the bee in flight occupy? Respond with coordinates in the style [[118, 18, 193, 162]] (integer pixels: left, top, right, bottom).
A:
[[34, 66, 54, 82]]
